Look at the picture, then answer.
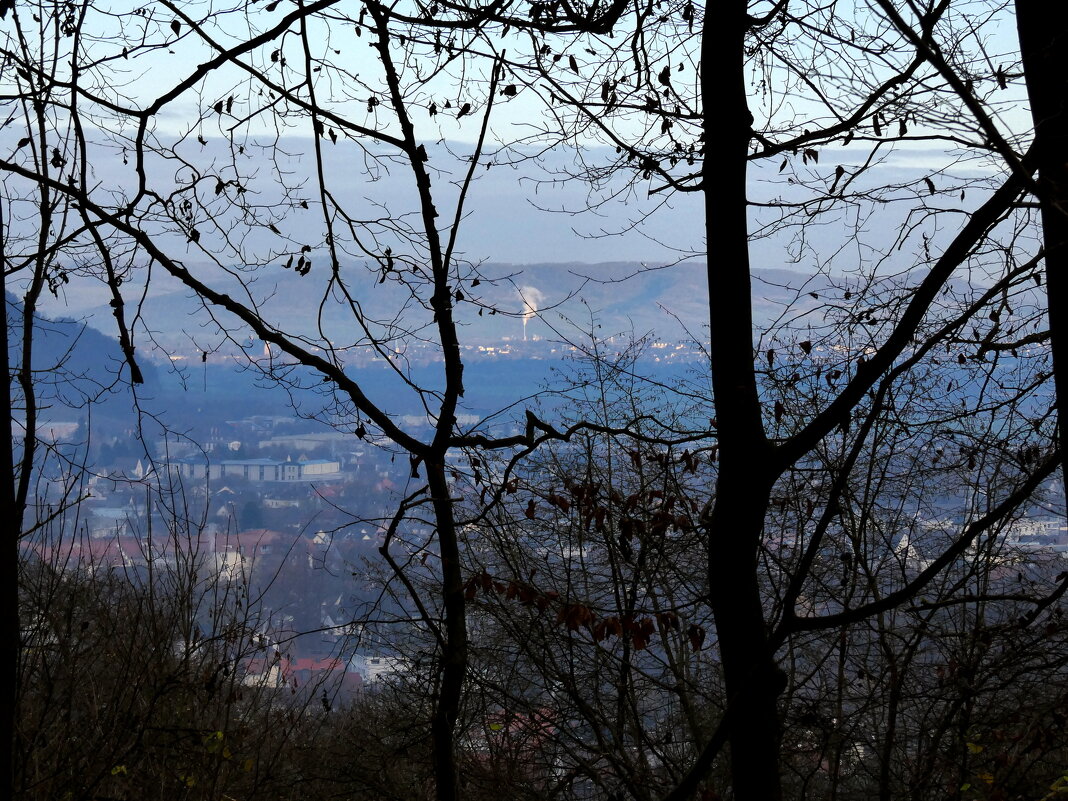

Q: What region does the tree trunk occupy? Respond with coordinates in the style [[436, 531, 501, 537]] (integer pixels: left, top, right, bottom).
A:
[[705, 481, 783, 801], [701, 4, 784, 799], [0, 222, 18, 799], [426, 457, 466, 801], [1016, 3, 1068, 465]]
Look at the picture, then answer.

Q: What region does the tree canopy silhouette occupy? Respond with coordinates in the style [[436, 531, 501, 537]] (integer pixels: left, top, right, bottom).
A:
[[3, 1, 1068, 800]]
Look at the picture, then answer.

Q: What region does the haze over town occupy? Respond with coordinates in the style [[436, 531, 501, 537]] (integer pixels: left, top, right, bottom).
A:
[[7, 2, 1068, 800]]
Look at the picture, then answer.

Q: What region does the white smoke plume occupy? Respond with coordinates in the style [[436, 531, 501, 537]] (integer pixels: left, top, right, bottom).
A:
[[519, 285, 545, 341]]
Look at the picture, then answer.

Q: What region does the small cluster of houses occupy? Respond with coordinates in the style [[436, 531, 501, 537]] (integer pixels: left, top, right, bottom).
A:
[[239, 652, 408, 700], [26, 522, 408, 702], [30, 523, 373, 582]]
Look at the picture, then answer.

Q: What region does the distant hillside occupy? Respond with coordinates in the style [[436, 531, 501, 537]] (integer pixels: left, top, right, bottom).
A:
[[62, 262, 842, 353], [12, 263, 1017, 438], [6, 293, 158, 422]]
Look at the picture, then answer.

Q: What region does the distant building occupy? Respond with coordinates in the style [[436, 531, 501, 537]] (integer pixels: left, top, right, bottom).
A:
[[349, 653, 407, 684], [242, 654, 362, 701], [257, 431, 353, 451], [28, 531, 182, 575], [168, 456, 342, 483], [210, 528, 287, 582]]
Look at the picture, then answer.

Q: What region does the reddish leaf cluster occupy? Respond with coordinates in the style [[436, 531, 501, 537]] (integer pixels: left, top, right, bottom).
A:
[[462, 570, 706, 652], [626, 448, 699, 472], [463, 570, 559, 610], [550, 479, 697, 538]]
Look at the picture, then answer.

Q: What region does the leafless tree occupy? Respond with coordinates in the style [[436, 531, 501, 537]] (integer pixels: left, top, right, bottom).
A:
[[475, 2, 1068, 798]]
